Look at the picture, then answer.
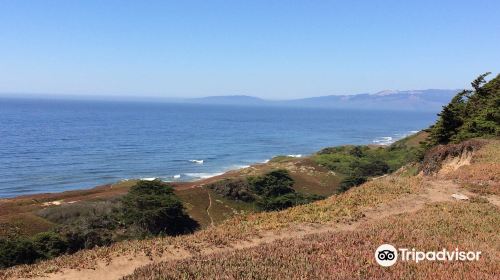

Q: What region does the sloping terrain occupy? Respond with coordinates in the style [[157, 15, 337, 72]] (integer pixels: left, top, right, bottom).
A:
[[126, 202, 499, 280], [0, 156, 340, 237], [1, 138, 498, 280]]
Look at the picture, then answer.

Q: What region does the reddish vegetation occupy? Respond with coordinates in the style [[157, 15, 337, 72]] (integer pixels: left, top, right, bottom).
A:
[[124, 202, 499, 280], [1, 139, 498, 279]]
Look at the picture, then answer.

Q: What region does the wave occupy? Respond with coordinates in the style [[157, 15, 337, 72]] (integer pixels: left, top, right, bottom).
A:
[[287, 154, 302, 158], [372, 130, 420, 146], [189, 159, 204, 164], [372, 136, 394, 145], [184, 172, 224, 179], [173, 174, 181, 179], [231, 164, 250, 169], [140, 177, 157, 181]]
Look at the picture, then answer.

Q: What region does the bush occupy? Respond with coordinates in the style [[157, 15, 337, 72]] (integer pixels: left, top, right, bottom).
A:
[[207, 179, 255, 202], [248, 170, 323, 211], [314, 144, 419, 190], [120, 180, 199, 235], [208, 170, 323, 212], [0, 238, 41, 268], [248, 169, 295, 197], [355, 160, 390, 177], [58, 214, 117, 252], [0, 180, 202, 268], [338, 175, 367, 192], [0, 232, 73, 268], [37, 199, 121, 225], [258, 193, 324, 211], [32, 232, 68, 258]]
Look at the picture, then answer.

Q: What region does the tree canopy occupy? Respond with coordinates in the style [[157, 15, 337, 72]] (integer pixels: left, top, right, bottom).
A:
[[427, 73, 500, 146]]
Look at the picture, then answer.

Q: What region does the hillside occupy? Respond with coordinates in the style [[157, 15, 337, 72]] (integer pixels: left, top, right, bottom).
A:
[[0, 74, 498, 279], [282, 89, 458, 111], [1, 138, 498, 279], [181, 89, 458, 111]]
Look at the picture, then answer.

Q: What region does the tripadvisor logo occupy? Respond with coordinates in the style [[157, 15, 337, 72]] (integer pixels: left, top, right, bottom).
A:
[[375, 244, 481, 267], [375, 244, 398, 267]]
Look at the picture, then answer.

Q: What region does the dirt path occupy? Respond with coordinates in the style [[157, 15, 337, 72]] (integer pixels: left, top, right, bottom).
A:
[[204, 187, 215, 227], [21, 179, 497, 280]]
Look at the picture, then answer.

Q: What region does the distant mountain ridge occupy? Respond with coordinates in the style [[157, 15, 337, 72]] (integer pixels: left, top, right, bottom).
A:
[[186, 95, 267, 105], [0, 89, 459, 111], [183, 89, 459, 111]]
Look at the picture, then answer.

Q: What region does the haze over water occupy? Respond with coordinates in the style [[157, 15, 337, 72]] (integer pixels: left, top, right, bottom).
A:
[[0, 98, 437, 197]]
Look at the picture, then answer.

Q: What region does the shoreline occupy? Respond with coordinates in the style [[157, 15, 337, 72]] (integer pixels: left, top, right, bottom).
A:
[[0, 153, 310, 201], [0, 130, 421, 202], [0, 129, 421, 200], [0, 159, 272, 203]]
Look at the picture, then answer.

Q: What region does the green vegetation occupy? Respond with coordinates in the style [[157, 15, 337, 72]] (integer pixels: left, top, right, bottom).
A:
[[0, 180, 197, 269], [248, 169, 295, 197], [0, 237, 40, 268], [249, 170, 323, 211], [121, 180, 198, 236], [313, 141, 422, 191], [0, 231, 69, 268], [426, 73, 500, 146], [3, 73, 498, 275], [207, 178, 255, 202], [208, 170, 323, 212], [31, 232, 68, 259]]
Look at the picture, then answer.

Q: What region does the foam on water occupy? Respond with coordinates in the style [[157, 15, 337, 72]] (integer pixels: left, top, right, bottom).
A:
[[140, 177, 157, 181], [184, 172, 224, 179], [0, 99, 438, 197], [372, 130, 420, 145]]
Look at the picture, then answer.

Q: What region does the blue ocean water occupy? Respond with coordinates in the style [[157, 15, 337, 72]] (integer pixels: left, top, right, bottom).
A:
[[0, 98, 438, 198]]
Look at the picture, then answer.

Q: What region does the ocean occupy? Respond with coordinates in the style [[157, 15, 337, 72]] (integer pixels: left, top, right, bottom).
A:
[[0, 98, 438, 197]]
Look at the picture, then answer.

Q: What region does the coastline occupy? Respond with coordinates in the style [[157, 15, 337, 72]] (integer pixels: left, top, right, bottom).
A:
[[0, 135, 410, 203], [0, 129, 426, 207], [1, 96, 431, 199], [0, 159, 270, 204], [1, 149, 348, 237]]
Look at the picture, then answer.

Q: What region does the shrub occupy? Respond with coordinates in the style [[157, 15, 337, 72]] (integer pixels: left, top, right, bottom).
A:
[[248, 169, 295, 197], [258, 193, 324, 211], [207, 179, 255, 202], [314, 144, 419, 190], [58, 215, 117, 252], [0, 238, 41, 268], [120, 180, 199, 235], [208, 170, 323, 212], [338, 175, 367, 192], [37, 199, 121, 225], [32, 232, 68, 258], [248, 170, 323, 211]]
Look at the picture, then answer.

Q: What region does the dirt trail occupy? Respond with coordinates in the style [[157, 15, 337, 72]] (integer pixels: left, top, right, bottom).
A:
[[204, 187, 215, 227], [21, 179, 497, 280]]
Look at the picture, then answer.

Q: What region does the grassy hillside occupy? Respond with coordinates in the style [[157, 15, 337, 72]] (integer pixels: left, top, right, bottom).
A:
[[126, 201, 499, 280], [2, 138, 498, 279], [1, 73, 499, 279]]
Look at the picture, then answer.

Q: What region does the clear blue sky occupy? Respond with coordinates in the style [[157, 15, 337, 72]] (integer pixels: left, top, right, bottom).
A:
[[0, 0, 498, 99]]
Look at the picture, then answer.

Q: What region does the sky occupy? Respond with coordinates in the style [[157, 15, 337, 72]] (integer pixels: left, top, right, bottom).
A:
[[0, 0, 499, 99]]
